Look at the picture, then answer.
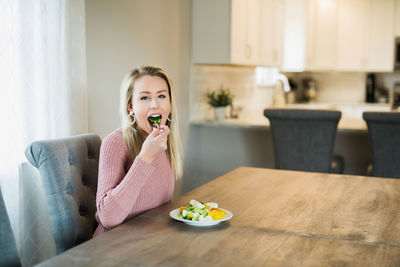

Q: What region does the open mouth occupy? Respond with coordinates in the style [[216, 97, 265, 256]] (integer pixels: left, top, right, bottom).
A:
[[148, 114, 162, 128]]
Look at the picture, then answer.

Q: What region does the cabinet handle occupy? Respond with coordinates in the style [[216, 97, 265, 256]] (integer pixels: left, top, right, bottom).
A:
[[245, 44, 252, 59]]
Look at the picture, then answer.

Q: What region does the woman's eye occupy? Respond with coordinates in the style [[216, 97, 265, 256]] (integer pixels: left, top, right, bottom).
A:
[[158, 94, 166, 99], [140, 96, 149, 100]]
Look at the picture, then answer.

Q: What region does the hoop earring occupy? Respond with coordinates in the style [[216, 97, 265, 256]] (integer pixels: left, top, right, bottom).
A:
[[128, 111, 136, 125], [167, 114, 172, 122]]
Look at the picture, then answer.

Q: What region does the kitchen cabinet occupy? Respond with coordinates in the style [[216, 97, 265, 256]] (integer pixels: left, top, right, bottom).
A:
[[191, 0, 232, 64], [306, 0, 337, 71], [283, 0, 339, 72], [192, 0, 283, 66], [281, 0, 307, 72], [335, 0, 395, 72], [230, 0, 262, 65], [193, 0, 395, 71], [283, 0, 340, 72], [367, 0, 395, 71], [260, 0, 285, 67], [282, 0, 395, 72], [336, 0, 369, 71]]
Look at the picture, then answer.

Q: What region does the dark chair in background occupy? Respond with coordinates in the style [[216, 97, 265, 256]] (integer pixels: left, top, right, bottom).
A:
[[264, 109, 343, 173], [25, 134, 101, 254], [0, 187, 21, 267], [363, 112, 400, 178]]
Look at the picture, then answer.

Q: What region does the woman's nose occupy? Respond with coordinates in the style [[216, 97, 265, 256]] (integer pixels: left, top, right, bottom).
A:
[[150, 98, 159, 108]]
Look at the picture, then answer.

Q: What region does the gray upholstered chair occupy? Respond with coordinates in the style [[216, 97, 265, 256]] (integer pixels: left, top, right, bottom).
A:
[[264, 109, 342, 173], [0, 187, 21, 267], [363, 111, 400, 178], [25, 134, 101, 254]]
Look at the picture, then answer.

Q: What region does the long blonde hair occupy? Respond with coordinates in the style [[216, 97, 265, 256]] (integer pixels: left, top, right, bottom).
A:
[[120, 66, 183, 178]]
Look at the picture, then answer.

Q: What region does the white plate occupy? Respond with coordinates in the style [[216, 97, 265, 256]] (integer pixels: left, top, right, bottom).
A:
[[169, 208, 233, 226]]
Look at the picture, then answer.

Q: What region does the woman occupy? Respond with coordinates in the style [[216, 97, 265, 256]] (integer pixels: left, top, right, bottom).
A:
[[93, 66, 183, 236]]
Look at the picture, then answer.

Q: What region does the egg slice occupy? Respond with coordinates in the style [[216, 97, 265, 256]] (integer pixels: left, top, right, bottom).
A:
[[190, 199, 205, 209], [205, 202, 218, 209]]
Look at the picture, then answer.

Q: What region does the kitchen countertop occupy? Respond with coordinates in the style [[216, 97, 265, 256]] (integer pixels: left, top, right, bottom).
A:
[[191, 103, 395, 132], [191, 117, 367, 132]]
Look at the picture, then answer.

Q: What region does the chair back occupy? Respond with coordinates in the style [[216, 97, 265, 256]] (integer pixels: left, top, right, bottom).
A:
[[363, 112, 400, 178], [25, 134, 101, 254], [264, 109, 341, 173], [0, 187, 21, 267]]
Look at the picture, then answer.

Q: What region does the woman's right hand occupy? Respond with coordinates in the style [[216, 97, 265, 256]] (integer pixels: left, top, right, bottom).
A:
[[138, 125, 170, 164]]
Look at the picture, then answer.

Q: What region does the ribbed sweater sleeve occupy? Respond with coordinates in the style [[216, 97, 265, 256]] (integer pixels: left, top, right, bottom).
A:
[[95, 131, 156, 229]]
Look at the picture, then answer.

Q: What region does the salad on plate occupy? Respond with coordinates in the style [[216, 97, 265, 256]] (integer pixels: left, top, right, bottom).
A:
[[170, 200, 232, 226]]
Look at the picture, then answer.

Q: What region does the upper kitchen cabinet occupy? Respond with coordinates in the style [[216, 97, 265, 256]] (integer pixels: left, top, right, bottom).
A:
[[336, 0, 369, 71], [336, 0, 395, 72], [191, 0, 232, 64], [283, 0, 396, 72], [260, 0, 285, 67], [281, 0, 307, 72], [230, 0, 262, 65], [191, 0, 284, 66], [306, 0, 337, 71], [367, 0, 395, 71], [282, 0, 337, 72]]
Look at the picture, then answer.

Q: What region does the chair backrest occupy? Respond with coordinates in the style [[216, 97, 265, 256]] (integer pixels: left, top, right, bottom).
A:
[[363, 112, 400, 178], [264, 109, 341, 173], [25, 134, 101, 254], [0, 187, 21, 267]]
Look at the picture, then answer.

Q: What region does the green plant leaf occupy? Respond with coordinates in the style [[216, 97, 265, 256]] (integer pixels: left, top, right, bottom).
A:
[[205, 85, 234, 107]]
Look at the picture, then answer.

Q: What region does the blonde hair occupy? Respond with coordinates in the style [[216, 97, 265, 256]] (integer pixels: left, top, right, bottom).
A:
[[120, 66, 183, 178]]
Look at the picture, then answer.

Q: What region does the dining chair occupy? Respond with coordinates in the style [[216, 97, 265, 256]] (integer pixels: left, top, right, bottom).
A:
[[25, 134, 101, 254], [263, 108, 343, 173], [363, 111, 400, 178], [0, 186, 21, 267]]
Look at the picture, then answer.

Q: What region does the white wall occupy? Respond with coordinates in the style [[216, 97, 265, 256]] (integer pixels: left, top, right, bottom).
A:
[[85, 0, 190, 196]]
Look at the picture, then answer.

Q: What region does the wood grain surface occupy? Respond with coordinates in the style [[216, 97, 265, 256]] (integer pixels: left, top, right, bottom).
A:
[[38, 167, 400, 266]]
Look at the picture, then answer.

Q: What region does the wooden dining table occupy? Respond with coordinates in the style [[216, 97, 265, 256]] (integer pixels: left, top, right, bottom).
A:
[[38, 167, 400, 266]]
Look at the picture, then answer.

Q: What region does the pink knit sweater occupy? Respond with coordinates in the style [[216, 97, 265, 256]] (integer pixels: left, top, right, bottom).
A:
[[93, 128, 174, 237]]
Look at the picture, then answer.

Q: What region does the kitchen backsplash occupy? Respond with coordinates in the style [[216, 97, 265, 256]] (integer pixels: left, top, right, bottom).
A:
[[191, 65, 264, 121], [190, 64, 370, 121], [289, 72, 365, 104]]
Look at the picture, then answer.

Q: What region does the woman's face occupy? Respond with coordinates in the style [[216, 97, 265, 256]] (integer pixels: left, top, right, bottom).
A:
[[128, 75, 171, 136]]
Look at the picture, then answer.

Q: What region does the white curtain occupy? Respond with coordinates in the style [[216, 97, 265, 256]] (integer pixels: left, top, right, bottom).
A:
[[0, 0, 87, 265]]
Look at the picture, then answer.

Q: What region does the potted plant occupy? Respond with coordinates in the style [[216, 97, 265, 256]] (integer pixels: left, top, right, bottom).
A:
[[205, 85, 234, 121]]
